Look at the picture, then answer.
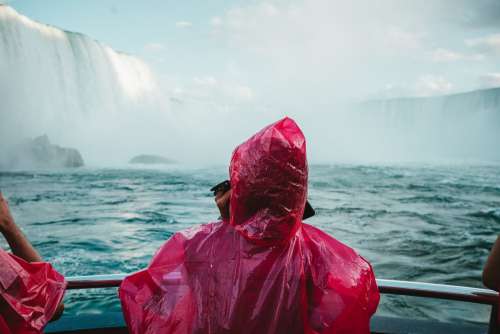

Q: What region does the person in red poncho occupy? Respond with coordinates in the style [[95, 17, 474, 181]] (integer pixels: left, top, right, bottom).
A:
[[0, 193, 66, 334], [483, 235, 500, 323], [119, 117, 380, 333], [484, 236, 500, 291]]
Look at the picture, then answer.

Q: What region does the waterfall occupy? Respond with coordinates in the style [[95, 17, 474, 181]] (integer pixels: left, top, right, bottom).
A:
[[0, 5, 169, 165], [355, 88, 500, 162], [1, 5, 499, 165]]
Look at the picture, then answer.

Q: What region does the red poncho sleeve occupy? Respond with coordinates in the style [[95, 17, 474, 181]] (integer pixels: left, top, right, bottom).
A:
[[0, 249, 66, 334], [119, 230, 197, 334], [303, 224, 380, 334]]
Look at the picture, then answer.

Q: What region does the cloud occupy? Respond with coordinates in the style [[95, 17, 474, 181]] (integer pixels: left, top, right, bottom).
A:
[[457, 0, 500, 28], [478, 73, 500, 88], [431, 48, 484, 62], [384, 27, 423, 50], [175, 21, 192, 28], [415, 75, 453, 96], [417, 0, 500, 29], [465, 33, 500, 55], [229, 85, 254, 100], [171, 76, 254, 105], [209, 1, 446, 101], [203, 0, 500, 102], [377, 74, 456, 98], [193, 76, 217, 86], [144, 42, 165, 52], [431, 48, 463, 62], [210, 17, 222, 27]]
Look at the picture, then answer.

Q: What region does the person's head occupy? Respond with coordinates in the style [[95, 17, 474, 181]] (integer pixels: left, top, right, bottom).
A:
[[229, 117, 308, 245]]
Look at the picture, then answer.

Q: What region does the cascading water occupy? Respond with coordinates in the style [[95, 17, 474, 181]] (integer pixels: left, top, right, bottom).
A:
[[348, 88, 500, 163], [1, 5, 499, 166], [0, 5, 170, 166]]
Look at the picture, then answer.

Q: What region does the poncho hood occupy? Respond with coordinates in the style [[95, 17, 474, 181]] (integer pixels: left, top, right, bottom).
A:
[[229, 117, 307, 245]]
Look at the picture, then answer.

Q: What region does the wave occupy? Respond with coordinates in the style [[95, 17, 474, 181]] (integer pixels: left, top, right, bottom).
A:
[[398, 195, 457, 204], [467, 209, 500, 223]]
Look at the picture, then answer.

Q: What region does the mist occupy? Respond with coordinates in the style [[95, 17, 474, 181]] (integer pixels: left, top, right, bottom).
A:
[[1, 1, 500, 168]]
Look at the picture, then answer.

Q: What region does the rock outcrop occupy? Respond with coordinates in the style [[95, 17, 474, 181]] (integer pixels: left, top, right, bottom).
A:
[[1, 135, 84, 169]]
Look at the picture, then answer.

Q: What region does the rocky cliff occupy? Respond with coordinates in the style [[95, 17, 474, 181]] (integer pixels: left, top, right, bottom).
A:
[[1, 135, 84, 169]]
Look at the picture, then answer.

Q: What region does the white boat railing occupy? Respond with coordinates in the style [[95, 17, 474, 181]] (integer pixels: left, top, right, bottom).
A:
[[65, 274, 500, 333], [65, 274, 498, 305]]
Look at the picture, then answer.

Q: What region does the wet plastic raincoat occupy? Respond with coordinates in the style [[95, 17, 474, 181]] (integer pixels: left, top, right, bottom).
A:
[[119, 117, 380, 333], [0, 249, 66, 334]]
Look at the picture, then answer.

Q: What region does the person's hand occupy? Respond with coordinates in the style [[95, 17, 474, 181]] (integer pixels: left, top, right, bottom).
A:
[[0, 192, 15, 233], [215, 189, 231, 221]]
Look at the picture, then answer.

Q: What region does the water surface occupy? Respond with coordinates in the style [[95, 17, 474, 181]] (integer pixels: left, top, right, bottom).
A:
[[1, 164, 499, 323]]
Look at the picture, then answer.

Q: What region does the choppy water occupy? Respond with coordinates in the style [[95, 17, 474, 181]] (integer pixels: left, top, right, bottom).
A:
[[1, 164, 499, 323]]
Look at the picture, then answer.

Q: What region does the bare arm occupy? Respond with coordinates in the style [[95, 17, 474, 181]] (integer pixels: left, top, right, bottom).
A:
[[0, 192, 64, 320], [483, 235, 500, 291], [0, 193, 42, 262]]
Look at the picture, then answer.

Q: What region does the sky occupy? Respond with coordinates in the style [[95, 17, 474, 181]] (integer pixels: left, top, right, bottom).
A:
[[5, 0, 500, 105], [1, 0, 500, 164]]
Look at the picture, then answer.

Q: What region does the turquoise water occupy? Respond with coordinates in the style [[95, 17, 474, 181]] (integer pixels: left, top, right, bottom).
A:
[[1, 164, 499, 323]]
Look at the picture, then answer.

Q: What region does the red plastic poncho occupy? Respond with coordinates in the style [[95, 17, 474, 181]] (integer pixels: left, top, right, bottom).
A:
[[0, 249, 66, 334], [119, 117, 380, 333]]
